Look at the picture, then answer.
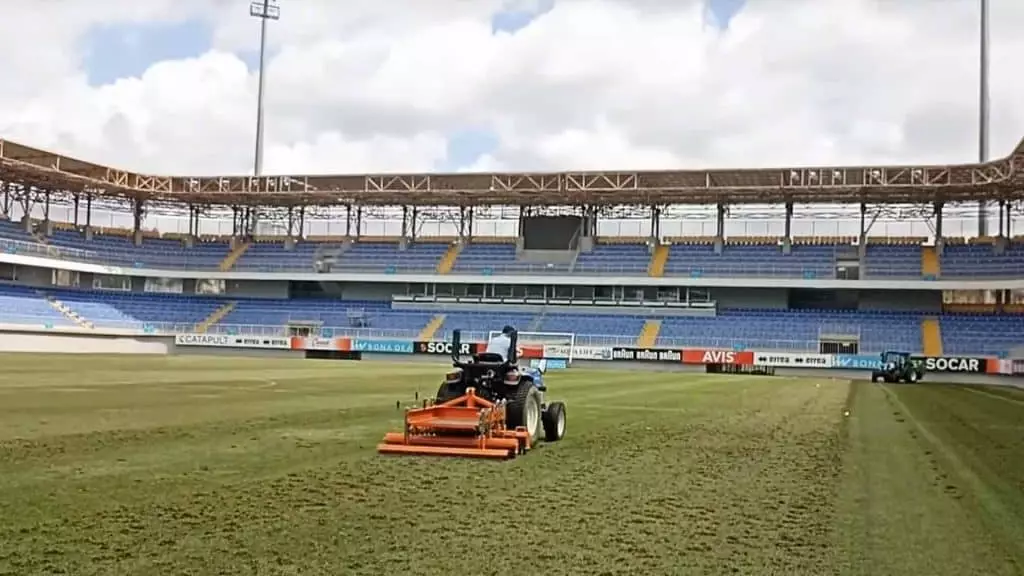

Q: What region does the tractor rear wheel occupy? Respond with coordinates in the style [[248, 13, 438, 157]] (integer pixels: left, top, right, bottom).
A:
[[506, 381, 542, 443], [542, 401, 566, 442]]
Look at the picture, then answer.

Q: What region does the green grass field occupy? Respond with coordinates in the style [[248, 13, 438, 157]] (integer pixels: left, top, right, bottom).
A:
[[0, 355, 1022, 576]]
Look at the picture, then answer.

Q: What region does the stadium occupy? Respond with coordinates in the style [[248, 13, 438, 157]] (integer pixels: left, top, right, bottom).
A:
[[1, 133, 1024, 574], [1, 136, 1023, 362]]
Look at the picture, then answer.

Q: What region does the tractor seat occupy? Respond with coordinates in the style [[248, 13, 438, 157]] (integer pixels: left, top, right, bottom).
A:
[[472, 353, 507, 365]]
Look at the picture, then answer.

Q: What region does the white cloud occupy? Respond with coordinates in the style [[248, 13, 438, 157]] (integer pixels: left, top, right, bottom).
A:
[[0, 0, 1021, 183]]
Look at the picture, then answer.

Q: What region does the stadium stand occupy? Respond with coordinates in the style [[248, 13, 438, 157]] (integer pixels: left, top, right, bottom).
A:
[[939, 314, 1024, 356], [1, 134, 1023, 360], [8, 280, 1018, 354], [0, 284, 77, 328], [662, 242, 837, 279]]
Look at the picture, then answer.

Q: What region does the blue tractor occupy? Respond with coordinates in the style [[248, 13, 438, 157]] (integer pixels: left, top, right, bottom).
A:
[[435, 329, 566, 445], [871, 351, 925, 383]]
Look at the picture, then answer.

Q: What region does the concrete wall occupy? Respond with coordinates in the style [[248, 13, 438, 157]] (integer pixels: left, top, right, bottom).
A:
[[340, 282, 404, 300], [0, 330, 171, 354], [711, 287, 788, 309], [858, 289, 942, 312], [226, 279, 290, 298], [14, 265, 53, 286]]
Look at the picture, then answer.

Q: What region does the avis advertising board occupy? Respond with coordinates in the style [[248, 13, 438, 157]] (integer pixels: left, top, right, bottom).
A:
[[681, 349, 754, 365]]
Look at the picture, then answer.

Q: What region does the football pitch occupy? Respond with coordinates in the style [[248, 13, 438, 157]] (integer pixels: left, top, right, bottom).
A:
[[0, 355, 1022, 576]]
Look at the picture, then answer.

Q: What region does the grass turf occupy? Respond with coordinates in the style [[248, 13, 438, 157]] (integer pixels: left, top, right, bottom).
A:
[[0, 354, 1022, 575]]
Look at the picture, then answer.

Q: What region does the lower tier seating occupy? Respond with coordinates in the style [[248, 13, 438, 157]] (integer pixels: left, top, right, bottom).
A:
[[0, 284, 1020, 356]]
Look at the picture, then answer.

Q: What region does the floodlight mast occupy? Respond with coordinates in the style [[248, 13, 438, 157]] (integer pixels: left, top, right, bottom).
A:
[[249, 0, 280, 179], [977, 0, 990, 236]]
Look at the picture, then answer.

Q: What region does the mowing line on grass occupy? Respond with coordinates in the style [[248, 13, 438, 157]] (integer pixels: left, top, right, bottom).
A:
[[959, 386, 1024, 406], [880, 383, 1024, 563]]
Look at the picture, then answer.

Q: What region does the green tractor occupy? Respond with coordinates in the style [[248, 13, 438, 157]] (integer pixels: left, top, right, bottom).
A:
[[871, 351, 925, 383]]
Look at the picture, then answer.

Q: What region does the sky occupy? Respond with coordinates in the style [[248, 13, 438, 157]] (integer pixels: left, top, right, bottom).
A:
[[0, 0, 1022, 180]]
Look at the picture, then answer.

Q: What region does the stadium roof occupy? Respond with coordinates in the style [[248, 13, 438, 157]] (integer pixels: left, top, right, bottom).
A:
[[1, 137, 1022, 208]]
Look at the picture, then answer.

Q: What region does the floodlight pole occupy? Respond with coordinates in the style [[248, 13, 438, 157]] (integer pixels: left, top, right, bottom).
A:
[[250, 0, 280, 179], [977, 0, 990, 237]]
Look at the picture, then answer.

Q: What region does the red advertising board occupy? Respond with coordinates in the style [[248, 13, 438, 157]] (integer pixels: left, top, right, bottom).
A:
[[682, 349, 754, 366]]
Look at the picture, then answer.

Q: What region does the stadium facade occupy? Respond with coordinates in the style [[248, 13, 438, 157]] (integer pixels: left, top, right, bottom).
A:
[[0, 137, 1023, 374]]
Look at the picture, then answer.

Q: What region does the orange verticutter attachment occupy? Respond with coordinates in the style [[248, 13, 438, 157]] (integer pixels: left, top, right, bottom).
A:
[[377, 387, 532, 460]]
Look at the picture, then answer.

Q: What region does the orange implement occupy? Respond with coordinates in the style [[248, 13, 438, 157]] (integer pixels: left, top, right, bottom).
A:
[[377, 387, 532, 459]]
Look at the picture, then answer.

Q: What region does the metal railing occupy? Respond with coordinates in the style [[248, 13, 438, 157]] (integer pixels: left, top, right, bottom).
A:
[[0, 315, 840, 352]]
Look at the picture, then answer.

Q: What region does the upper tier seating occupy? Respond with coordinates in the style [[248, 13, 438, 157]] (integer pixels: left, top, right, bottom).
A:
[[574, 243, 649, 275], [862, 245, 919, 278], [452, 243, 519, 274], [940, 243, 1024, 278], [47, 230, 229, 269], [337, 242, 448, 273], [663, 244, 836, 278], [5, 216, 1024, 279], [235, 241, 320, 272]]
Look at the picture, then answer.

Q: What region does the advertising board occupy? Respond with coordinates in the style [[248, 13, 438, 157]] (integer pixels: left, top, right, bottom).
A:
[[174, 333, 290, 349], [911, 356, 988, 374], [681, 349, 754, 366], [572, 346, 613, 361], [833, 355, 882, 370], [351, 339, 414, 354], [413, 341, 481, 355], [610, 347, 682, 362], [753, 352, 833, 368]]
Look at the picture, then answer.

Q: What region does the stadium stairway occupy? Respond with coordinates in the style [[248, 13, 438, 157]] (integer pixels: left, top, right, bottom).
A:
[[637, 319, 661, 347], [43, 294, 94, 329], [436, 244, 462, 274], [418, 314, 446, 340], [195, 301, 236, 333], [921, 246, 940, 279], [921, 317, 943, 356], [219, 242, 250, 271], [648, 244, 668, 277]]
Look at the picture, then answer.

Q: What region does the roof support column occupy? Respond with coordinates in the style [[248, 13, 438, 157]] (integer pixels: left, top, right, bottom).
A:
[[41, 191, 52, 236], [649, 206, 661, 244], [132, 197, 144, 246], [84, 194, 93, 240], [714, 204, 725, 254], [72, 193, 79, 227], [1, 182, 9, 219], [783, 202, 793, 254], [1005, 201, 1013, 239], [858, 203, 867, 259], [18, 188, 32, 232], [933, 202, 944, 256], [185, 205, 197, 248]]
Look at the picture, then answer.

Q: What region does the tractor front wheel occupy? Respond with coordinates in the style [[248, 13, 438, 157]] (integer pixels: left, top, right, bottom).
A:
[[506, 382, 543, 444], [435, 381, 461, 404], [542, 401, 566, 442]]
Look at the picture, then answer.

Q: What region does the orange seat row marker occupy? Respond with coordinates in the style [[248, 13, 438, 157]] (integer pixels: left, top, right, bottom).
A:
[[377, 387, 532, 460]]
